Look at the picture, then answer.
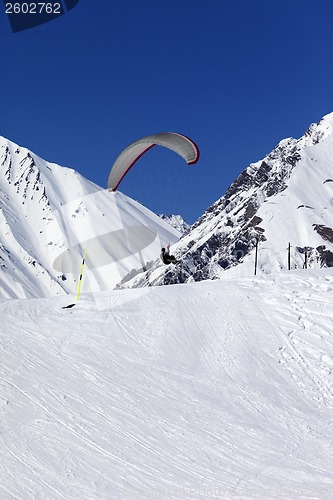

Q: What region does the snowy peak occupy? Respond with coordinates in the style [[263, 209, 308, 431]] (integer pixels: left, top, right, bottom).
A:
[[0, 136, 180, 299], [191, 132, 304, 236], [158, 214, 190, 234], [187, 112, 333, 278], [302, 111, 333, 146], [118, 112, 333, 288], [0, 137, 96, 211]]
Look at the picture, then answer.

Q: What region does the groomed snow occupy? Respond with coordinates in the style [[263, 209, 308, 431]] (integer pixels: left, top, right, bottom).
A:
[[1, 270, 333, 499]]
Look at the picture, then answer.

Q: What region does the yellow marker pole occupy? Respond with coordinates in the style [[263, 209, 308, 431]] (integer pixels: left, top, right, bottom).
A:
[[75, 248, 87, 302]]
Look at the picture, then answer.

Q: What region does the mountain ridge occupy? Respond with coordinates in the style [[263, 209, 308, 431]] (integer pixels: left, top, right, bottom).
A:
[[1, 111, 333, 296], [0, 136, 179, 299], [119, 112, 333, 288]]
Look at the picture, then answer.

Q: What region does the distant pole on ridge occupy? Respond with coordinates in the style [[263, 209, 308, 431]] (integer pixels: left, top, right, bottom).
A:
[[254, 238, 259, 276], [288, 242, 291, 271]]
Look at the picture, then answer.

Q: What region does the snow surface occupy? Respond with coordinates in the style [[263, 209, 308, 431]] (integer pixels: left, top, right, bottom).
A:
[[1, 269, 333, 499]]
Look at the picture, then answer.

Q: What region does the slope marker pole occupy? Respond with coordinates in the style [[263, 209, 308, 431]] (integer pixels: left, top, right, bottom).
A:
[[62, 249, 87, 309], [76, 248, 87, 301]]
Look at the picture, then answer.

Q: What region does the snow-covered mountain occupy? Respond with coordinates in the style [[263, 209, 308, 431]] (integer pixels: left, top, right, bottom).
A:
[[0, 137, 180, 299], [121, 112, 333, 288], [158, 214, 190, 234]]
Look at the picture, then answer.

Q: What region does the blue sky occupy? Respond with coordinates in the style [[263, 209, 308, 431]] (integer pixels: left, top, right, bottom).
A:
[[1, 0, 333, 223]]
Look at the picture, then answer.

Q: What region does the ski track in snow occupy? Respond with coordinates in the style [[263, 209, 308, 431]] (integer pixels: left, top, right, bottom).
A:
[[0, 270, 333, 499]]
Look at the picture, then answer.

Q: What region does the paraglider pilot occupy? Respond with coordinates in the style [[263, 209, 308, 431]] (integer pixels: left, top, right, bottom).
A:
[[161, 245, 177, 265]]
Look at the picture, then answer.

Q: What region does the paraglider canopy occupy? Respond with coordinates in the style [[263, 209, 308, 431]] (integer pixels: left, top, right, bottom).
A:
[[108, 132, 200, 191]]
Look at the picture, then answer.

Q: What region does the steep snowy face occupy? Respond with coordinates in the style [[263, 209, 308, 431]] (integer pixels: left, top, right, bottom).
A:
[[119, 112, 333, 288], [0, 137, 180, 299], [180, 112, 333, 281], [0, 137, 84, 298]]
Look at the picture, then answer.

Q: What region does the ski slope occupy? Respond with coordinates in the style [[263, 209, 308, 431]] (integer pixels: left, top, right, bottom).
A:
[[1, 270, 333, 499]]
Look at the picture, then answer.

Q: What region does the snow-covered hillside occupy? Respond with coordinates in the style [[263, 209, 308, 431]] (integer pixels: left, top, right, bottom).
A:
[[121, 112, 333, 288], [1, 270, 333, 499], [0, 136, 180, 299]]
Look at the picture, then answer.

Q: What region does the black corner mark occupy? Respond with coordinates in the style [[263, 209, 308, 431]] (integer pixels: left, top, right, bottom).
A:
[[3, 0, 81, 33]]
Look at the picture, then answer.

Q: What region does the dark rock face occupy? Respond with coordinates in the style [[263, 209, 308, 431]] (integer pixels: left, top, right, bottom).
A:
[[313, 227, 333, 267], [313, 225, 333, 245], [158, 139, 302, 286], [316, 246, 333, 267]]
